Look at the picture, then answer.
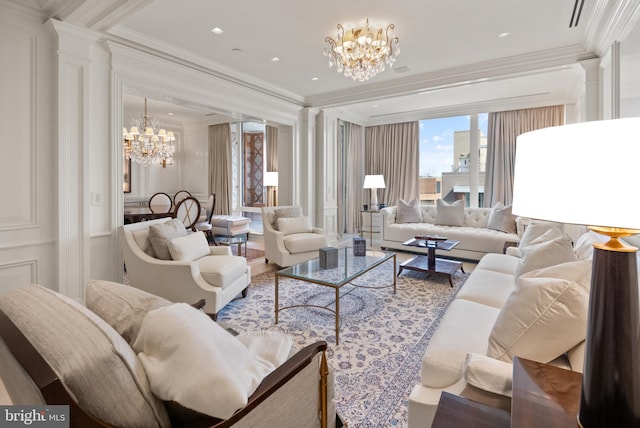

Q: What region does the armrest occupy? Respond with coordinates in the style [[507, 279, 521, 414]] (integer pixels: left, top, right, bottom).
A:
[[464, 353, 513, 397], [209, 246, 232, 256], [312, 227, 325, 234]]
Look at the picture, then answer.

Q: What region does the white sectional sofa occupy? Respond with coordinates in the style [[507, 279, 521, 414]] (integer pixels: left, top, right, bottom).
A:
[[380, 204, 520, 261], [407, 222, 607, 428]]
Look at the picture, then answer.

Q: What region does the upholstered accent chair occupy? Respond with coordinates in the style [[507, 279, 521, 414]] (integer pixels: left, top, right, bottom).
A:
[[261, 206, 328, 267], [120, 217, 251, 319]]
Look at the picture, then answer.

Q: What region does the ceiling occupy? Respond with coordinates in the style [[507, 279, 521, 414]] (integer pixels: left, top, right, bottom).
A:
[[26, 0, 640, 123]]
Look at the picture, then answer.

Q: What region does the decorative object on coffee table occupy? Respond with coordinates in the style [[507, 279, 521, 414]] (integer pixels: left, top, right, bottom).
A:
[[398, 237, 465, 286], [319, 247, 338, 269], [512, 118, 640, 428], [353, 238, 366, 256]]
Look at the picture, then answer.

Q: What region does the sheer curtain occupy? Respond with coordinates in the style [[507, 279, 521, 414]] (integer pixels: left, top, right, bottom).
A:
[[364, 121, 419, 207], [484, 105, 564, 207], [208, 123, 232, 215]]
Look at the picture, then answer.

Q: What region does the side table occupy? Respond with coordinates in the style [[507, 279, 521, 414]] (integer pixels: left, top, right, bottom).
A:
[[432, 392, 510, 428]]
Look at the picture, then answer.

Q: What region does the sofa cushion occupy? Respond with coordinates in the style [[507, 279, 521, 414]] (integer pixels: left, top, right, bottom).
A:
[[487, 259, 592, 364], [271, 206, 303, 230], [0, 284, 171, 427], [197, 255, 247, 288], [434, 199, 465, 226], [464, 353, 513, 397], [487, 202, 516, 234], [455, 269, 516, 309], [277, 216, 312, 235], [396, 198, 422, 223], [148, 219, 188, 260], [86, 279, 172, 345], [133, 303, 289, 419], [168, 231, 211, 261], [515, 230, 577, 278], [283, 233, 327, 254], [421, 299, 501, 388]]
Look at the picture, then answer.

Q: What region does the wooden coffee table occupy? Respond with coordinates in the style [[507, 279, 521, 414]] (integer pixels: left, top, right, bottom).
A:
[[397, 238, 464, 286]]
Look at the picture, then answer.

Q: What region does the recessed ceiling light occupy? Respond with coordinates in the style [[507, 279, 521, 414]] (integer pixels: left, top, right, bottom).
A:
[[168, 112, 174, 116], [211, 27, 224, 35], [311, 77, 319, 81], [498, 32, 510, 38], [232, 48, 242, 53], [271, 57, 280, 62], [372, 104, 379, 108]]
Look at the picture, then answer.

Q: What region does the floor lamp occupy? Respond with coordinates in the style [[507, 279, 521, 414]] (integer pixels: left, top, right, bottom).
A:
[[264, 171, 278, 207], [363, 174, 386, 211], [511, 117, 640, 428]]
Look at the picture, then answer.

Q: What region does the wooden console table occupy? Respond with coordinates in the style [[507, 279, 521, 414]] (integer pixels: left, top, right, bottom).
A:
[[433, 357, 582, 428]]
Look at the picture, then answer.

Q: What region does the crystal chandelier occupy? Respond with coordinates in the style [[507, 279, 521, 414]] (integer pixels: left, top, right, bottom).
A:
[[123, 98, 175, 168], [324, 18, 400, 82]]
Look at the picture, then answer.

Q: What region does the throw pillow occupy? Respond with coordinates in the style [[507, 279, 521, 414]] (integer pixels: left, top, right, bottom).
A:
[[487, 202, 517, 234], [277, 215, 312, 235], [271, 206, 303, 231], [434, 199, 465, 226], [518, 220, 565, 250], [167, 231, 211, 261], [86, 279, 172, 345], [487, 259, 592, 364], [148, 219, 188, 260], [573, 230, 609, 260], [133, 303, 291, 420], [515, 230, 577, 278], [132, 229, 156, 257], [395, 198, 422, 223], [0, 284, 171, 427]]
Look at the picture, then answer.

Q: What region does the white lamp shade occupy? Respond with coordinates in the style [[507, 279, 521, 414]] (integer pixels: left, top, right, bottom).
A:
[[512, 117, 640, 230], [264, 171, 279, 187], [363, 174, 386, 189]]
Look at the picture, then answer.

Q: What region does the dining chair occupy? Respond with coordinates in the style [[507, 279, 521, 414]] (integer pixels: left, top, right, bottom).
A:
[[148, 192, 173, 213], [175, 196, 201, 231], [173, 190, 192, 207], [195, 194, 216, 243]]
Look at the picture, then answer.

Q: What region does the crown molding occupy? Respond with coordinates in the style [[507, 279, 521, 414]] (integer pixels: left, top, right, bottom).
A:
[[305, 44, 596, 109], [583, 0, 640, 54]]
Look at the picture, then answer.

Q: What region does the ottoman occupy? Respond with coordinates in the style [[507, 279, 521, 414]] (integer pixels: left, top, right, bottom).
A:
[[211, 215, 251, 239]]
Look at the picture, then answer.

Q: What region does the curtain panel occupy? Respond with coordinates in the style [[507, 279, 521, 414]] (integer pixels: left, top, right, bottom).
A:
[[344, 121, 365, 234], [484, 105, 564, 207], [208, 123, 233, 215], [364, 121, 419, 208], [266, 125, 278, 172]]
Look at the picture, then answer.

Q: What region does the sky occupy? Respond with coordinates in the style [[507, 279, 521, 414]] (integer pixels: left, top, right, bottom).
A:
[[419, 113, 488, 177]]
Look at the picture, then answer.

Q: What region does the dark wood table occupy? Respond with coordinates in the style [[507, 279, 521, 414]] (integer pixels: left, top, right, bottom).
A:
[[432, 392, 510, 428], [397, 238, 464, 286], [123, 207, 174, 224]]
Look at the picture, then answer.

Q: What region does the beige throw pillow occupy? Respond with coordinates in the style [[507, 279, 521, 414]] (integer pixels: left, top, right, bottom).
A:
[[271, 206, 303, 230], [148, 219, 188, 260], [515, 229, 577, 278], [277, 216, 312, 235], [396, 198, 422, 223], [487, 202, 517, 234], [487, 259, 592, 364], [168, 232, 211, 261], [518, 220, 565, 251], [434, 199, 465, 226]]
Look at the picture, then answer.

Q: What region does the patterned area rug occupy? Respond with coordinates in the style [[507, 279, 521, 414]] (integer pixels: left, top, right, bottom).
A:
[[217, 259, 469, 427]]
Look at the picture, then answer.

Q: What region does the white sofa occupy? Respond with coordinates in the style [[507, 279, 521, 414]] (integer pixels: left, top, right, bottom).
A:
[[407, 223, 607, 428], [120, 217, 251, 319], [380, 205, 521, 261]]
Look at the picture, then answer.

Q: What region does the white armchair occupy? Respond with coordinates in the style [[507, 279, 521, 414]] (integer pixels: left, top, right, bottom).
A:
[[261, 206, 328, 267], [120, 218, 251, 319]]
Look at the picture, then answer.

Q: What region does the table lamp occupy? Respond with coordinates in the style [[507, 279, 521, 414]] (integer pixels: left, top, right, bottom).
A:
[[511, 117, 640, 427], [363, 174, 386, 211], [264, 171, 278, 206]]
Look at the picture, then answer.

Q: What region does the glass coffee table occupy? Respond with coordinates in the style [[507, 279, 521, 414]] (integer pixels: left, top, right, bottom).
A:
[[275, 248, 396, 345], [398, 237, 465, 287], [214, 235, 247, 257]]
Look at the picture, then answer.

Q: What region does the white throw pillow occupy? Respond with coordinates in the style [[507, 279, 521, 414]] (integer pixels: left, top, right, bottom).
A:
[[487, 202, 517, 234], [167, 232, 211, 261], [515, 230, 577, 278], [573, 230, 609, 260], [518, 220, 565, 251], [395, 198, 422, 223], [277, 216, 312, 235], [487, 259, 592, 364], [434, 199, 465, 226], [133, 303, 291, 420]]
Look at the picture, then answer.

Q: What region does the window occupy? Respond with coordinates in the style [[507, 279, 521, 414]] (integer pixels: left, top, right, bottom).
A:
[[419, 114, 488, 207]]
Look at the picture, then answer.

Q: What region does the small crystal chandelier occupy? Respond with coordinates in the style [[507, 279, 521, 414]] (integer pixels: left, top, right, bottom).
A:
[[324, 18, 400, 82], [123, 98, 175, 168]]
